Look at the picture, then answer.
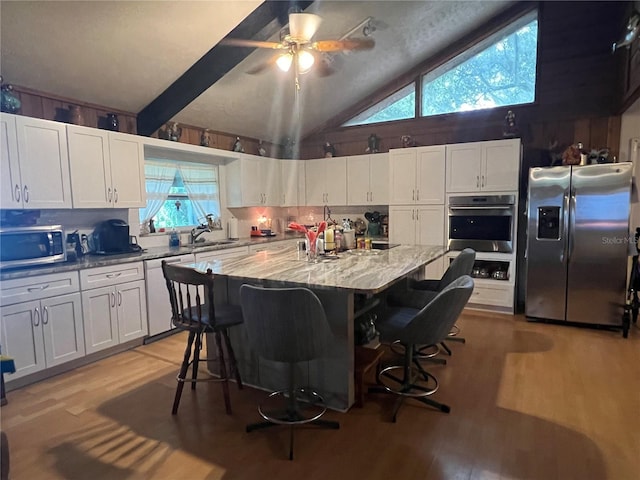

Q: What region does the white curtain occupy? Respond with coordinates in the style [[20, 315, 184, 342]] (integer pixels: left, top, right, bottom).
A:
[[139, 160, 177, 225], [178, 162, 220, 221]]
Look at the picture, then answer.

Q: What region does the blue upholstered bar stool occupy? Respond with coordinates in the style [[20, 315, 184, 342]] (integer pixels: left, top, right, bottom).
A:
[[162, 261, 244, 415], [388, 248, 476, 357], [370, 276, 474, 422], [239, 284, 340, 460]]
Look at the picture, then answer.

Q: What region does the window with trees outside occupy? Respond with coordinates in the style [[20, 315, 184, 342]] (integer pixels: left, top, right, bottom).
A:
[[343, 12, 538, 126], [139, 160, 220, 231]]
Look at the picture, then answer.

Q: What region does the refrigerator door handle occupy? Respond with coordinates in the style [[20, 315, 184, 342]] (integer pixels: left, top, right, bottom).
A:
[[568, 188, 577, 263], [560, 190, 570, 263]]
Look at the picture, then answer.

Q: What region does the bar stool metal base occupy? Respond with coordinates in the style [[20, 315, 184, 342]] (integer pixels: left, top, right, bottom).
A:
[[389, 340, 447, 365], [369, 345, 450, 422], [246, 387, 339, 460]]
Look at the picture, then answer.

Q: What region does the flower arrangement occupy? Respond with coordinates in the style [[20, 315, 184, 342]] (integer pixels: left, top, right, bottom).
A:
[[288, 221, 327, 262]]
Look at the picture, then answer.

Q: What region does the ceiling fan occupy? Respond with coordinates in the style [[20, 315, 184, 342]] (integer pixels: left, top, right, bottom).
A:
[[220, 12, 375, 91]]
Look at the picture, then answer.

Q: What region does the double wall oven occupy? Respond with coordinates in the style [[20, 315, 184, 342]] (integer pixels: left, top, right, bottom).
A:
[[448, 195, 515, 253]]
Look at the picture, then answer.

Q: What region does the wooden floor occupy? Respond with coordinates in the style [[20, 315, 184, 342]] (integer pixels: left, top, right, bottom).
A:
[[2, 310, 639, 480]]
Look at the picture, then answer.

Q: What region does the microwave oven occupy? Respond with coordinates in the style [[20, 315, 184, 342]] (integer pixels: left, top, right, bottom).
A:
[[0, 225, 66, 269]]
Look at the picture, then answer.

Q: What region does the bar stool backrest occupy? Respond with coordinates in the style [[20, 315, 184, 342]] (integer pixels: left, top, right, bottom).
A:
[[162, 261, 214, 330], [439, 248, 476, 290], [239, 285, 334, 364], [398, 275, 474, 346]]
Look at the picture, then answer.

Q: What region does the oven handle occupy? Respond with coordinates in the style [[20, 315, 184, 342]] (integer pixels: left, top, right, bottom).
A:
[[448, 205, 513, 210]]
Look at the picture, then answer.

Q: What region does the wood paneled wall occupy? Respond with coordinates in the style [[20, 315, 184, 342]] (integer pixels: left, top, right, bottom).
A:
[[299, 1, 630, 161], [7, 85, 281, 158]]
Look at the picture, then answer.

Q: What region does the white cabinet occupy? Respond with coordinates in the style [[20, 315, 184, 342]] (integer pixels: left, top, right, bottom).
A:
[[0, 113, 72, 209], [68, 125, 145, 208], [144, 254, 194, 337], [446, 139, 520, 193], [0, 272, 84, 381], [347, 153, 389, 205], [389, 146, 445, 205], [280, 159, 305, 207], [80, 262, 147, 354], [305, 156, 347, 205], [226, 154, 281, 207], [389, 205, 445, 246]]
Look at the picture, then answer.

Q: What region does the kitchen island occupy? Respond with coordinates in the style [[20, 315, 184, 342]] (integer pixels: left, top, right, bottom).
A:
[[187, 244, 445, 411]]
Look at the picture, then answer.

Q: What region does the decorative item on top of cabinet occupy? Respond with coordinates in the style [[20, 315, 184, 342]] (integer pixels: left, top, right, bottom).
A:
[[200, 129, 211, 147], [401, 135, 415, 148], [232, 136, 244, 152], [366, 134, 380, 153], [105, 113, 119, 132], [324, 140, 336, 157], [0, 76, 21, 114], [68, 105, 84, 125], [257, 139, 267, 156], [502, 110, 519, 138]]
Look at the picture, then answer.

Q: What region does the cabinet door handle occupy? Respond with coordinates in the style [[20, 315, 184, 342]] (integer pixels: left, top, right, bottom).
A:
[[412, 209, 415, 220], [113, 188, 118, 203], [416, 190, 419, 201], [15, 184, 20, 202], [34, 307, 40, 327], [23, 185, 29, 203], [416, 210, 419, 220], [27, 284, 49, 292], [42, 306, 49, 325], [117, 291, 122, 306], [412, 190, 415, 201], [111, 292, 116, 308], [476, 176, 480, 188], [481, 176, 485, 188], [107, 187, 112, 203]]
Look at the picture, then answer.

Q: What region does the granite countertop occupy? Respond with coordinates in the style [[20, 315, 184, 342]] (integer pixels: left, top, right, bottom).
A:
[[188, 244, 446, 294], [0, 235, 300, 281]]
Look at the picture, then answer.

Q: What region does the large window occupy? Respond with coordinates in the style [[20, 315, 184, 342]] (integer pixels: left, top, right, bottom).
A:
[[139, 159, 220, 230], [343, 84, 415, 127], [343, 11, 538, 127], [421, 16, 538, 116]]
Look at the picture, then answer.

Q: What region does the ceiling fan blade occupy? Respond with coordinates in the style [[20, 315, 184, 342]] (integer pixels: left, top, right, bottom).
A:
[[312, 38, 375, 52], [219, 38, 284, 49], [289, 13, 322, 42], [246, 55, 280, 75]]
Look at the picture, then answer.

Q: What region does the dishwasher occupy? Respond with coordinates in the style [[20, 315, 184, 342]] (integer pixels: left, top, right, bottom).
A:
[[144, 254, 194, 340]]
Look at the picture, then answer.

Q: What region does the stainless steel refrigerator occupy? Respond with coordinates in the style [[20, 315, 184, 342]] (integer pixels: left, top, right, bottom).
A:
[[525, 163, 632, 326]]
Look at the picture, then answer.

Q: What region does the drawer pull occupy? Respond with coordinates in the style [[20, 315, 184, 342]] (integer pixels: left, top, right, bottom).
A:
[[27, 284, 50, 292], [106, 273, 122, 279]]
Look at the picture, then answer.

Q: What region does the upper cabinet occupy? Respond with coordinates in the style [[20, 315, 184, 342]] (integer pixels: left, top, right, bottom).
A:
[[280, 159, 305, 207], [446, 139, 520, 193], [68, 125, 145, 208], [0, 113, 72, 209], [347, 153, 389, 205], [305, 156, 347, 206], [389, 146, 446, 205], [226, 154, 281, 207]]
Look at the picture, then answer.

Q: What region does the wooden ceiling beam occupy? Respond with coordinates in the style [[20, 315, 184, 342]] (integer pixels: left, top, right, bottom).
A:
[[137, 0, 313, 136]]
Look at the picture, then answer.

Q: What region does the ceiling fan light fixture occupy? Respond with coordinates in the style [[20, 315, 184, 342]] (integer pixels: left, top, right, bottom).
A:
[[289, 13, 322, 42], [297, 50, 315, 74], [276, 53, 293, 72]]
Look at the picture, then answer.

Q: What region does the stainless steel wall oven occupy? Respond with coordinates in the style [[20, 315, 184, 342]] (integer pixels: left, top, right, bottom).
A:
[[448, 195, 515, 253]]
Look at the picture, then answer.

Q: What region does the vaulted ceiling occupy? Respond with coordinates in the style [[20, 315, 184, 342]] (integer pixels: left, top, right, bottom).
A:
[[0, 1, 514, 144]]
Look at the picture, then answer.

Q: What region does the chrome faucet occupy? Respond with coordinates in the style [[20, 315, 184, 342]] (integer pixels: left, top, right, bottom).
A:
[[190, 225, 211, 244]]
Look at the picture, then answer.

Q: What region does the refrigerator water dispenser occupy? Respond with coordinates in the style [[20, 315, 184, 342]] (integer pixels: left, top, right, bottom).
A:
[[537, 206, 560, 240]]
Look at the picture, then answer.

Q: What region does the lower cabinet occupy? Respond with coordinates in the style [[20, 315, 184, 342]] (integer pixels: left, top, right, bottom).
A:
[[80, 262, 148, 354], [0, 272, 84, 381]]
